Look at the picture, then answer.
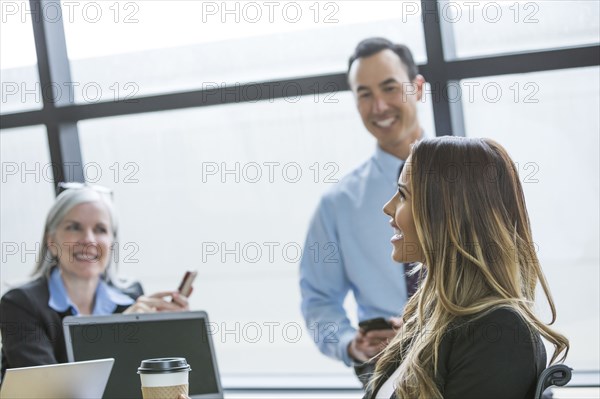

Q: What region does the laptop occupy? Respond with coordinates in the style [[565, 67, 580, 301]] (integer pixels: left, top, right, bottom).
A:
[[63, 311, 223, 399], [0, 358, 114, 399]]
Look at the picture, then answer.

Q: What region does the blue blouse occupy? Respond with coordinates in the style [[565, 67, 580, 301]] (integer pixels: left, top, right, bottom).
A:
[[47, 267, 134, 315]]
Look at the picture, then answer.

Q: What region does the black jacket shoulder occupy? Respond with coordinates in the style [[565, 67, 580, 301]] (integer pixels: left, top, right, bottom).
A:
[[437, 307, 546, 399], [2, 276, 49, 305], [366, 307, 546, 399], [0, 275, 143, 382]]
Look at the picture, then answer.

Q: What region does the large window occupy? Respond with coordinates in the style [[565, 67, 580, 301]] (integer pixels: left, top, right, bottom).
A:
[[445, 1, 600, 59], [0, 3, 41, 114], [462, 66, 600, 371], [0, 126, 55, 290], [62, 1, 426, 102]]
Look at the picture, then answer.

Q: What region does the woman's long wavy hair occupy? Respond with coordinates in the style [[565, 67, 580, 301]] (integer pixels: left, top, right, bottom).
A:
[[369, 137, 569, 398]]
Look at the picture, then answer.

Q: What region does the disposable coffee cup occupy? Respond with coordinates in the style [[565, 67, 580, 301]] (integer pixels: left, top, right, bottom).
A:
[[138, 357, 191, 399]]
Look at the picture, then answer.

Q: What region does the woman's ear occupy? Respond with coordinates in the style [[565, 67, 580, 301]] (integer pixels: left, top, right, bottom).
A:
[[46, 233, 58, 258]]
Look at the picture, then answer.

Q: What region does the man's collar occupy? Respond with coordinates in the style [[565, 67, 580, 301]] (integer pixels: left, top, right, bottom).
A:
[[373, 145, 404, 184]]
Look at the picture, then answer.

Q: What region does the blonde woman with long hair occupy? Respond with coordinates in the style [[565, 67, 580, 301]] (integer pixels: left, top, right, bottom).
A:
[[368, 137, 568, 398]]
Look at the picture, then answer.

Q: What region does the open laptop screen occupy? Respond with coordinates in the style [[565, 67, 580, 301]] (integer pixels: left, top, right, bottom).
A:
[[0, 359, 114, 399], [63, 311, 222, 399]]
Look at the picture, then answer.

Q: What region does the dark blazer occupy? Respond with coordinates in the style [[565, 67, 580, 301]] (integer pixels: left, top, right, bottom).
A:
[[367, 308, 547, 399], [0, 275, 143, 381]]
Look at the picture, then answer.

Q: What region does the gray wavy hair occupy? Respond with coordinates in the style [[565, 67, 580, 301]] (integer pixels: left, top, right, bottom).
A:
[[32, 186, 120, 284]]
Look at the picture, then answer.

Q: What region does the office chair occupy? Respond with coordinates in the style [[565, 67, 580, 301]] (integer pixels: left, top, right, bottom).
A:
[[535, 364, 572, 399]]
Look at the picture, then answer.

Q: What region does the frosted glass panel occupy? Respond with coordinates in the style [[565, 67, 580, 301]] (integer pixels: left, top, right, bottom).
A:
[[0, 126, 55, 296], [446, 1, 599, 59], [62, 1, 426, 102], [462, 66, 600, 371], [1, 1, 41, 114]]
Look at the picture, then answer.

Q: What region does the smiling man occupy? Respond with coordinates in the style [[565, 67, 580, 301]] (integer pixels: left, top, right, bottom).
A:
[[300, 38, 425, 386], [350, 43, 424, 160]]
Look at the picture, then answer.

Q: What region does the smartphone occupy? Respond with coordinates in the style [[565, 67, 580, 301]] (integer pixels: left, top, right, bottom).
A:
[[358, 317, 394, 333], [176, 271, 197, 297]]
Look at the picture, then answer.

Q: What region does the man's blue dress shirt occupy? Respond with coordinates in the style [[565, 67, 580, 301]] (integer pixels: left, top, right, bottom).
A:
[[300, 145, 408, 366], [48, 267, 134, 315]]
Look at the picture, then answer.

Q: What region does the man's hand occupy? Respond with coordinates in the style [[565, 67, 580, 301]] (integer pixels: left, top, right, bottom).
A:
[[348, 317, 404, 362]]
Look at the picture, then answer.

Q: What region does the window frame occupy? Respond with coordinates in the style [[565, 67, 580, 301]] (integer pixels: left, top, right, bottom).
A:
[[1, 0, 598, 191]]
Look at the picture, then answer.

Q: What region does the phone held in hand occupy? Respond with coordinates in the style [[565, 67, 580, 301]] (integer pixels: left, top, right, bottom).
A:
[[358, 317, 394, 333], [176, 271, 197, 297]]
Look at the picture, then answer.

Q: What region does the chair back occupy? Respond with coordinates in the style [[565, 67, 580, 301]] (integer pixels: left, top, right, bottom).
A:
[[535, 364, 572, 399]]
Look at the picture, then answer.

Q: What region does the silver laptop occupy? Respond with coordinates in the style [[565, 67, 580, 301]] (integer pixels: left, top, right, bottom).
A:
[[63, 310, 223, 399], [0, 358, 114, 399]]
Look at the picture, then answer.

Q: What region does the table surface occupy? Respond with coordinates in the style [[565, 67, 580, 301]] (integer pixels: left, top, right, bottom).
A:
[[221, 388, 599, 399]]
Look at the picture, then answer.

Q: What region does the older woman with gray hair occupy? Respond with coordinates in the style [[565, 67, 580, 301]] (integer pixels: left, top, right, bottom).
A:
[[0, 184, 188, 379]]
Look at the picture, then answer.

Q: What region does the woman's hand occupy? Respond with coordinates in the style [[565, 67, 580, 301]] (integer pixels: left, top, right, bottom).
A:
[[123, 291, 189, 314]]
